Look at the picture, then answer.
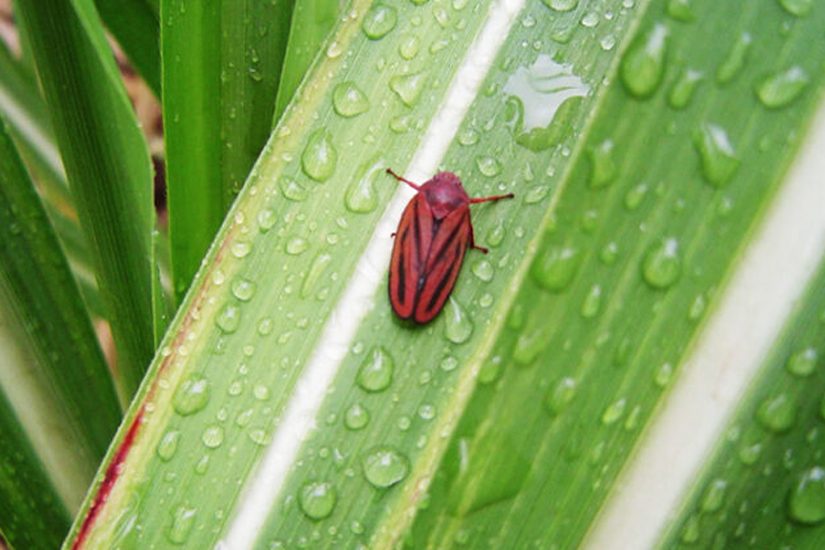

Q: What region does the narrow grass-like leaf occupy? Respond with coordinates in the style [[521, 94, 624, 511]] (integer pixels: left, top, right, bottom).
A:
[[16, 0, 156, 397], [94, 0, 160, 95], [0, 121, 120, 546], [66, 1, 502, 546], [659, 255, 825, 547], [272, 0, 340, 124], [162, 0, 294, 300]]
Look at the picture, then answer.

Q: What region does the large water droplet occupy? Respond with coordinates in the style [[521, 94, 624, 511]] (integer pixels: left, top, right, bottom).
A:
[[532, 244, 581, 291], [167, 506, 196, 544], [786, 347, 818, 377], [756, 393, 797, 433], [301, 130, 337, 182], [641, 238, 682, 289], [357, 347, 394, 392], [301, 252, 332, 298], [789, 466, 825, 524], [588, 139, 617, 188], [299, 481, 337, 520], [716, 33, 752, 84], [756, 66, 809, 109], [173, 376, 210, 416], [345, 403, 370, 430], [503, 54, 589, 151], [444, 297, 473, 344], [362, 5, 398, 39], [778, 0, 813, 17], [701, 479, 727, 512], [231, 277, 256, 302], [668, 68, 703, 109], [216, 303, 241, 333], [363, 447, 409, 488], [201, 425, 224, 448], [333, 81, 370, 118], [620, 23, 668, 99], [541, 0, 579, 10], [694, 123, 740, 187], [472, 259, 494, 282], [544, 377, 577, 416], [346, 159, 383, 213], [390, 71, 427, 107]]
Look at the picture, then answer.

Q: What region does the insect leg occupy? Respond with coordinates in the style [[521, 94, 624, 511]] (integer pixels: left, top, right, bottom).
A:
[[468, 219, 488, 254], [386, 168, 421, 190], [469, 192, 514, 204]]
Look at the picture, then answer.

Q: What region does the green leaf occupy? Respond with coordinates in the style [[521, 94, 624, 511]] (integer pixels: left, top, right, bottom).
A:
[[272, 0, 341, 124], [162, 0, 294, 300], [16, 0, 156, 397], [0, 120, 120, 547], [94, 0, 161, 95]]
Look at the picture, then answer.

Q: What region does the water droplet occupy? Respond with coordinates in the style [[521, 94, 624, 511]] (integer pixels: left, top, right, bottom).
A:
[[201, 425, 224, 448], [786, 347, 818, 377], [285, 237, 308, 256], [624, 183, 649, 210], [231, 277, 256, 302], [215, 302, 241, 333], [333, 81, 370, 118], [666, 0, 695, 21], [167, 506, 196, 544], [362, 5, 398, 39], [602, 398, 627, 424], [363, 447, 409, 488], [532, 244, 581, 291], [345, 403, 370, 430], [390, 71, 427, 106], [756, 66, 809, 109], [503, 55, 589, 151], [620, 23, 669, 99], [231, 241, 251, 258], [476, 156, 501, 177], [399, 35, 420, 59], [280, 177, 308, 201], [642, 238, 682, 289], [694, 123, 740, 187], [299, 481, 337, 520], [301, 252, 332, 297], [346, 159, 383, 213], [680, 514, 700, 544], [716, 33, 752, 84], [688, 293, 707, 321], [778, 0, 813, 17], [701, 479, 727, 513], [257, 209, 276, 231], [654, 362, 674, 387], [157, 430, 181, 461], [581, 285, 603, 318], [301, 130, 337, 182], [440, 356, 458, 372], [756, 393, 797, 433], [357, 347, 394, 392], [444, 297, 473, 344], [668, 68, 703, 109], [472, 259, 494, 282], [486, 222, 505, 248], [589, 139, 617, 188], [789, 466, 825, 524], [524, 185, 550, 204], [542, 0, 579, 11], [600, 242, 619, 265], [544, 377, 577, 416], [173, 376, 210, 416]]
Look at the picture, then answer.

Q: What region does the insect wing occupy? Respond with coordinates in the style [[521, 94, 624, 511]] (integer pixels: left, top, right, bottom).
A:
[[389, 193, 434, 320]]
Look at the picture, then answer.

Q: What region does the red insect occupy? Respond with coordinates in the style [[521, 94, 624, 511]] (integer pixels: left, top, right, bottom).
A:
[[387, 168, 514, 324]]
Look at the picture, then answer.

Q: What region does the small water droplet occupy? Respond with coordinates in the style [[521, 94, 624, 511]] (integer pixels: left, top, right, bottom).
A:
[[666, 0, 695, 21], [257, 209, 276, 231], [301, 130, 337, 182], [472, 259, 494, 282], [581, 285, 603, 318], [680, 514, 700, 544], [231, 241, 251, 258], [362, 5, 398, 39], [668, 68, 703, 109], [157, 430, 181, 461], [789, 466, 825, 524], [600, 242, 619, 265], [701, 479, 727, 513], [476, 156, 501, 177], [363, 447, 409, 488], [694, 123, 740, 187], [642, 238, 682, 289], [786, 347, 818, 377], [201, 425, 224, 448], [285, 237, 308, 256], [624, 183, 649, 210], [444, 297, 473, 344], [440, 356, 458, 372], [486, 222, 505, 248], [333, 81, 370, 118], [532, 244, 581, 291], [716, 33, 752, 84], [620, 23, 669, 99], [346, 158, 383, 213], [542, 0, 579, 11], [524, 185, 550, 204], [602, 398, 627, 424], [231, 277, 256, 302], [654, 362, 674, 387], [216, 303, 241, 333], [301, 253, 332, 297], [544, 377, 577, 416], [173, 376, 210, 416], [756, 393, 797, 433], [299, 481, 337, 520], [589, 139, 617, 188], [458, 128, 479, 146], [280, 177, 308, 201], [399, 35, 420, 59], [357, 347, 394, 392], [167, 506, 196, 544], [688, 293, 707, 321], [390, 71, 427, 106], [756, 66, 809, 109], [778, 0, 813, 17], [345, 403, 370, 430]]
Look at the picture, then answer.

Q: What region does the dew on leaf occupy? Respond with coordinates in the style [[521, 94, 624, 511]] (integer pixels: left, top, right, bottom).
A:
[[301, 130, 337, 182], [299, 481, 337, 520], [362, 5, 398, 39], [345, 403, 370, 430], [668, 68, 703, 109], [444, 297, 473, 344], [390, 71, 427, 106], [588, 139, 617, 188], [641, 238, 682, 289], [363, 447, 410, 488], [346, 158, 383, 213], [778, 0, 813, 17], [786, 347, 818, 377], [544, 377, 577, 416], [333, 81, 370, 118], [167, 506, 196, 544], [173, 376, 210, 416], [532, 244, 581, 291], [716, 32, 752, 84], [357, 347, 394, 392], [789, 466, 825, 525], [756, 393, 798, 433], [693, 123, 740, 187], [620, 23, 668, 99], [756, 66, 809, 109]]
